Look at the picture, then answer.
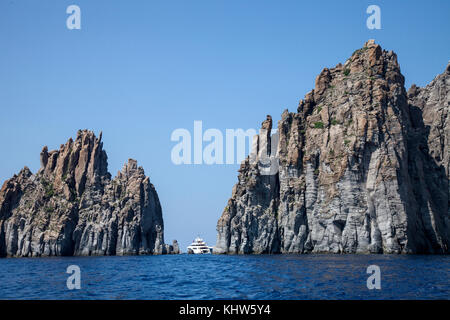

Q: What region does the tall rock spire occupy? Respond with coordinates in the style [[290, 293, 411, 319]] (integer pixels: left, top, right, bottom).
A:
[[214, 40, 450, 254]]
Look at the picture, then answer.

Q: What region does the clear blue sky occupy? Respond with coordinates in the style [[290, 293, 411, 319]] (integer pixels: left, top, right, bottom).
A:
[[1, 0, 449, 251]]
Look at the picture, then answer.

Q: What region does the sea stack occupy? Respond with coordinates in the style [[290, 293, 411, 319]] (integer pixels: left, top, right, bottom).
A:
[[214, 40, 450, 254], [0, 130, 178, 257]]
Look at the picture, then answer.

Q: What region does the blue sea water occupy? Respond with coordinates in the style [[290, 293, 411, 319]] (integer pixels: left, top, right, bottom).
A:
[[0, 254, 448, 300]]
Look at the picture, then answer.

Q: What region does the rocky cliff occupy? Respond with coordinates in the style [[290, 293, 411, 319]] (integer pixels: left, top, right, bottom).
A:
[[215, 40, 449, 254], [0, 130, 179, 257]]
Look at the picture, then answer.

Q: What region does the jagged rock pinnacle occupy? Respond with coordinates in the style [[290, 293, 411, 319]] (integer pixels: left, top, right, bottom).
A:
[[215, 42, 450, 254], [0, 130, 178, 257]]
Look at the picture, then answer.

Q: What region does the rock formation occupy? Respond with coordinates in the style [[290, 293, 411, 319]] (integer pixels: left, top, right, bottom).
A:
[[0, 130, 178, 257], [215, 40, 449, 254]]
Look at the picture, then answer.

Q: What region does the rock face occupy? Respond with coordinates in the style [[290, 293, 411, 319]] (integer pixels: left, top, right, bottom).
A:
[[215, 40, 450, 254], [0, 130, 178, 257]]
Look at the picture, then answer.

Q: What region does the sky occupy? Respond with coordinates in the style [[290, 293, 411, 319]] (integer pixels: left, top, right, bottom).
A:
[[0, 0, 449, 251]]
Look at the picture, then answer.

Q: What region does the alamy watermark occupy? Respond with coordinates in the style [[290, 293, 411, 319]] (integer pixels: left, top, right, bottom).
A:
[[170, 121, 279, 175], [66, 265, 81, 290], [366, 5, 381, 30], [366, 265, 381, 290], [63, 5, 380, 33], [66, 5, 81, 30]]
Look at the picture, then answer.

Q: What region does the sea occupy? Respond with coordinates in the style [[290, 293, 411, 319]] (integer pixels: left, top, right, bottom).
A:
[[0, 254, 448, 300]]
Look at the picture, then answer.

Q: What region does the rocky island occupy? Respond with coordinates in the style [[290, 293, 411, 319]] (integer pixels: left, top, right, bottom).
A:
[[0, 130, 179, 257], [215, 40, 449, 254]]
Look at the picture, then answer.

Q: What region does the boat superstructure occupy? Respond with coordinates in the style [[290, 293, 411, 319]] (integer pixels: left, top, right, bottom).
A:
[[187, 237, 212, 254]]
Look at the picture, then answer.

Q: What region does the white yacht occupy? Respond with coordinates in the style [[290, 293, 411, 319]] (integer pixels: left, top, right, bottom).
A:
[[187, 237, 212, 254]]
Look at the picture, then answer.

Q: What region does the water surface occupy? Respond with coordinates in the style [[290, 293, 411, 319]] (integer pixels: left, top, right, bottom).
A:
[[0, 254, 448, 299]]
